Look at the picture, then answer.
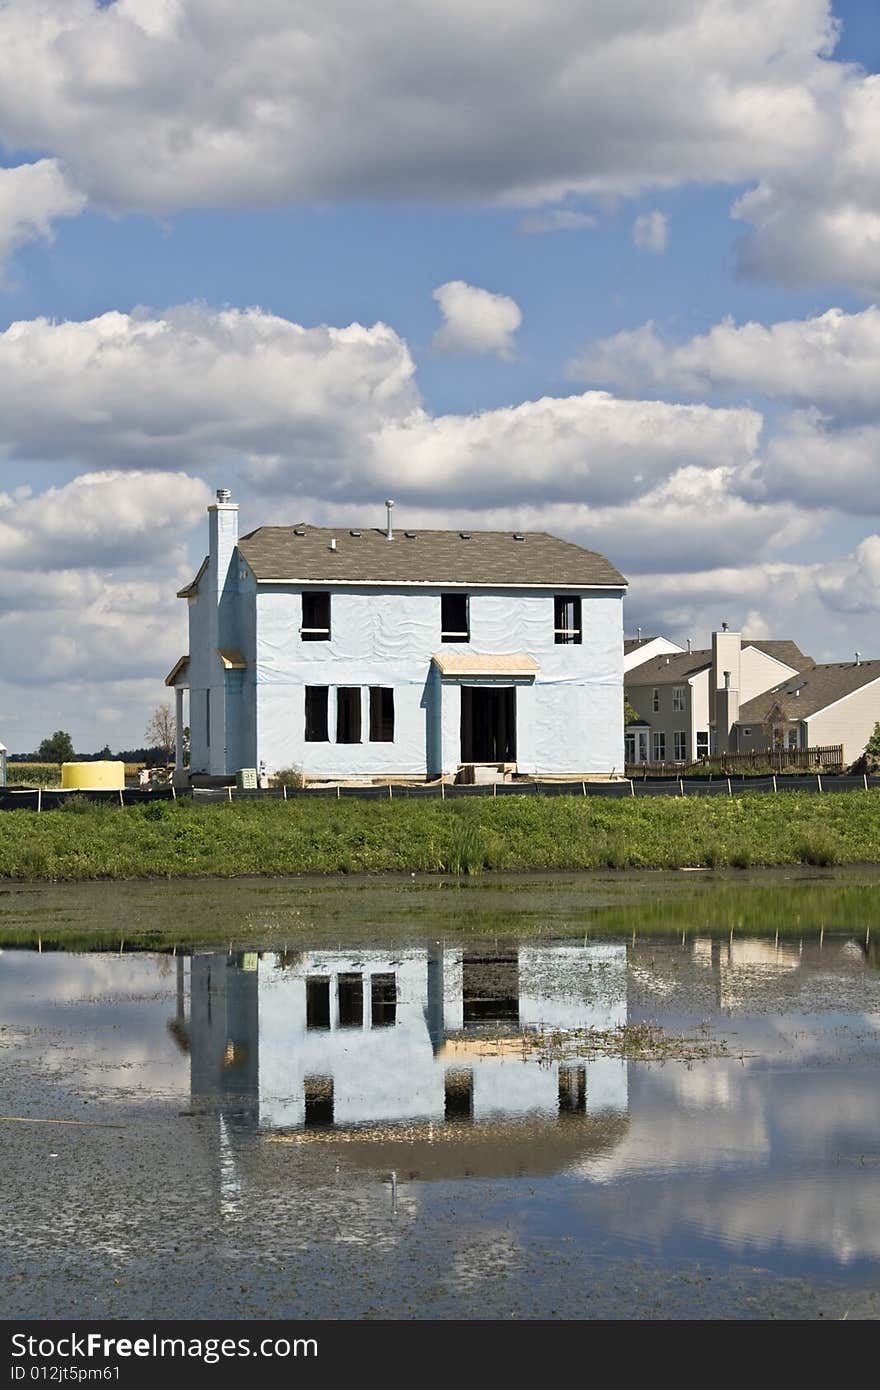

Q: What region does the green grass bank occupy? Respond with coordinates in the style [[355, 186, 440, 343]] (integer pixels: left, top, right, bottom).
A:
[[2, 788, 880, 881]]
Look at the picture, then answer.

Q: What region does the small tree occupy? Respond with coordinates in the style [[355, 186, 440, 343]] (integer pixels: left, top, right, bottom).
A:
[[624, 695, 640, 726], [36, 730, 75, 763], [145, 703, 176, 763], [866, 722, 880, 758]]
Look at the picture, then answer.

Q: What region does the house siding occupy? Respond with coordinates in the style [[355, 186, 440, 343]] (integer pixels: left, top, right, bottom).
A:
[[253, 584, 624, 777], [806, 680, 880, 763]]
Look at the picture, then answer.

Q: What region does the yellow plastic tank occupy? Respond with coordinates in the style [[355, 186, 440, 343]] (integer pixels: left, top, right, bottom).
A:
[[61, 761, 125, 791]]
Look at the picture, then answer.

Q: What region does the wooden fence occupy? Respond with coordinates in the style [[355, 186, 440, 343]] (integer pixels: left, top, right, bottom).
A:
[[625, 744, 845, 779]]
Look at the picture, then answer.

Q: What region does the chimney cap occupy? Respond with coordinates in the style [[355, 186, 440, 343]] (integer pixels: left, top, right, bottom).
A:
[[216, 487, 232, 504], [721, 621, 728, 632]]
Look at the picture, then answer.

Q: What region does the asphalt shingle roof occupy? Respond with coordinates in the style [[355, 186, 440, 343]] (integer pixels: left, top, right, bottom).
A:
[[737, 661, 880, 723], [626, 638, 812, 686], [234, 524, 626, 588]]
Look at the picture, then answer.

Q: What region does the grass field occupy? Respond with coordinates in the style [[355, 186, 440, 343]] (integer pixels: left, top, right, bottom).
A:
[[2, 788, 880, 880]]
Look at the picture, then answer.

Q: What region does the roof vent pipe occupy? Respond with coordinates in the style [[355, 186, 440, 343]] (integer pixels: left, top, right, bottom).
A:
[[216, 487, 232, 504], [687, 637, 692, 653], [385, 499, 395, 540], [721, 621, 728, 632], [330, 537, 337, 552], [855, 651, 862, 666], [637, 626, 642, 641]]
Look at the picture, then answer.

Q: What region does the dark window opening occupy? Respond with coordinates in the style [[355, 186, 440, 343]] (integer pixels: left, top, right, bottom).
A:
[[369, 687, 395, 742], [306, 976, 331, 1030], [301, 591, 331, 641], [554, 594, 582, 644], [558, 1066, 587, 1115], [441, 593, 470, 642], [371, 973, 397, 1027], [336, 687, 362, 743], [444, 1069, 474, 1123], [304, 1076, 334, 1128], [305, 686, 329, 742], [460, 686, 516, 763], [462, 950, 519, 1025], [338, 973, 364, 1027]]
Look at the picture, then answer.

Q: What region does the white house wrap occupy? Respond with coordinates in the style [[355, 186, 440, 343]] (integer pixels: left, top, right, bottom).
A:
[[169, 492, 628, 780]]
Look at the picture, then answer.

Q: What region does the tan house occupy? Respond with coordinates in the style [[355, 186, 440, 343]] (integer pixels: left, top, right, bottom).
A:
[[734, 659, 880, 763], [625, 627, 812, 764]]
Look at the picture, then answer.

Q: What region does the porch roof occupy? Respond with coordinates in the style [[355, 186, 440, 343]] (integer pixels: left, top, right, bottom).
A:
[[164, 654, 189, 687], [431, 652, 540, 677]]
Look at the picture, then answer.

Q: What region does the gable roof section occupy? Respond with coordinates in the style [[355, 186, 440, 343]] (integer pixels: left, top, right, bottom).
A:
[[626, 636, 813, 686], [746, 639, 813, 670], [236, 525, 626, 588], [625, 649, 712, 685], [737, 661, 880, 723], [177, 555, 208, 598]]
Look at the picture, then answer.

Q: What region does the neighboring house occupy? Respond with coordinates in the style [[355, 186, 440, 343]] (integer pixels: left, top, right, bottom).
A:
[[733, 659, 880, 762], [625, 627, 813, 763], [623, 634, 684, 672], [167, 490, 628, 781]]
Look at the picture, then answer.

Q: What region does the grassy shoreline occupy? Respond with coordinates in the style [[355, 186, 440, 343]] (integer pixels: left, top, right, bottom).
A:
[[2, 788, 880, 882]]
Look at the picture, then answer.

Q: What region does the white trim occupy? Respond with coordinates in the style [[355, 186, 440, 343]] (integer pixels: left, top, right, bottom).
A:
[[802, 673, 880, 722]]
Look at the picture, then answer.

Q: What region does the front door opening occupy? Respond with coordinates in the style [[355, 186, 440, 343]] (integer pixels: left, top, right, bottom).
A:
[[460, 686, 516, 763]]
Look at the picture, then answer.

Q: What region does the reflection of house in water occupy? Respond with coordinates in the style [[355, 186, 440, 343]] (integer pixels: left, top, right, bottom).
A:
[[180, 944, 630, 1179]]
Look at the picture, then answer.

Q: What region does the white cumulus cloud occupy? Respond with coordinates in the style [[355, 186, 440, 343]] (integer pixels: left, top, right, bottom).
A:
[[431, 281, 522, 359], [632, 210, 668, 253], [0, 159, 85, 271]]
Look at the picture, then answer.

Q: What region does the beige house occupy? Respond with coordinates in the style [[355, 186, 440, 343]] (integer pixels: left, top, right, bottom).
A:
[[734, 659, 880, 763], [625, 628, 812, 764]]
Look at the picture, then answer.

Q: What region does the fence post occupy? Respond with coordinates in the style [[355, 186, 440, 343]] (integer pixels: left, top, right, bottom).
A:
[[227, 785, 233, 803], [37, 787, 41, 813], [582, 780, 587, 796], [772, 774, 777, 793], [727, 777, 732, 796], [283, 783, 288, 800], [679, 778, 684, 796], [337, 784, 341, 799], [119, 789, 124, 808], [865, 773, 869, 791], [630, 779, 635, 797], [817, 774, 822, 793], [171, 784, 176, 800], [389, 783, 394, 799]]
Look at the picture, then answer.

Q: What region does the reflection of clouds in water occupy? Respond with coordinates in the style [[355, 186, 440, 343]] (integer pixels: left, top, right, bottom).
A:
[[449, 1228, 525, 1292], [0, 952, 175, 1009]]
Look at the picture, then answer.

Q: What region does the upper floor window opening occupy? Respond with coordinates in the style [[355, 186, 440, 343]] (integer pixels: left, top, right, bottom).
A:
[[302, 591, 331, 641], [672, 685, 686, 712], [554, 595, 582, 645], [441, 593, 470, 643]]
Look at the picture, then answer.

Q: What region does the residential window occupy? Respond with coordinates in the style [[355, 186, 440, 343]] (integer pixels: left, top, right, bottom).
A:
[[305, 686, 329, 742], [338, 973, 364, 1028], [369, 687, 394, 742], [625, 732, 635, 762], [652, 688, 660, 713], [672, 685, 686, 712], [554, 595, 582, 644], [371, 974, 397, 1028], [652, 731, 666, 761], [696, 731, 709, 758], [306, 977, 331, 1030], [674, 731, 687, 762], [336, 687, 362, 743], [787, 728, 798, 750], [301, 591, 331, 641], [441, 593, 470, 642], [205, 688, 211, 747], [304, 1077, 334, 1128]]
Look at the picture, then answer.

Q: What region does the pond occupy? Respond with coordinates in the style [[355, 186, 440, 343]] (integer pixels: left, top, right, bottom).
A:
[[1, 871, 879, 1319]]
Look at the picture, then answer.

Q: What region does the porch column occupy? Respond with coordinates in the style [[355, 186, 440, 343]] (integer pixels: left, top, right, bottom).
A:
[[175, 687, 185, 771]]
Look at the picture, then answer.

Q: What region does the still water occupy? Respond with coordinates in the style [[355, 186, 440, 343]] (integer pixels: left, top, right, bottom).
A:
[[1, 877, 879, 1319]]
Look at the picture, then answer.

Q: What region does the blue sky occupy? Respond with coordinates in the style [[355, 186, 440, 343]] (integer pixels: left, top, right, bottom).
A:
[[0, 0, 879, 750]]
